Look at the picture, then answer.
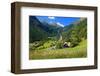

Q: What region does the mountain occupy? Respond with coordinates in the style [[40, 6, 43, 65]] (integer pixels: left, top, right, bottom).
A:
[[29, 16, 87, 47], [29, 16, 48, 43], [29, 16, 62, 43], [62, 18, 87, 47], [49, 22, 64, 27]]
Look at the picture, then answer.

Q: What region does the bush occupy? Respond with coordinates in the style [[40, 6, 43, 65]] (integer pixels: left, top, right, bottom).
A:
[[56, 42, 63, 49], [70, 41, 78, 47]]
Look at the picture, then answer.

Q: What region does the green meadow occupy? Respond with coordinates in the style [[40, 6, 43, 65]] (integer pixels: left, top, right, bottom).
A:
[[29, 40, 87, 59]]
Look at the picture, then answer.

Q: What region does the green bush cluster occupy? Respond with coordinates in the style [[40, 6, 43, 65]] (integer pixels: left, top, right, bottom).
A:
[[56, 42, 63, 49]]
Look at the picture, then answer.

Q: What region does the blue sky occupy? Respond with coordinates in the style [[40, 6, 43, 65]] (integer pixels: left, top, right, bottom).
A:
[[36, 16, 80, 27]]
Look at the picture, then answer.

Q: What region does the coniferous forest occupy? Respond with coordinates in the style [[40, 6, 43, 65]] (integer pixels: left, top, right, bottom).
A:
[[29, 16, 87, 60]]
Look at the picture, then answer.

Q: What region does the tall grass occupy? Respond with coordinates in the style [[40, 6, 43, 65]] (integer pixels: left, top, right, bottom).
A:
[[29, 40, 87, 60]]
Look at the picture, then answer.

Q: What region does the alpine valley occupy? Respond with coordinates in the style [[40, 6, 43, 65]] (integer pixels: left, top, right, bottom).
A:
[[29, 16, 87, 59]]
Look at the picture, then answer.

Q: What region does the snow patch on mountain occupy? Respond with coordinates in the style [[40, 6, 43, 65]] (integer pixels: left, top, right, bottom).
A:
[[57, 22, 64, 27]]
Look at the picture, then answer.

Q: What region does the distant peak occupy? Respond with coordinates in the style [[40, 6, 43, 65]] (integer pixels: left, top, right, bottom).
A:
[[57, 22, 64, 27]]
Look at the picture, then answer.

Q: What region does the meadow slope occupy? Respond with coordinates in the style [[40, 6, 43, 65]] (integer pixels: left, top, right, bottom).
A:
[[29, 40, 87, 60]]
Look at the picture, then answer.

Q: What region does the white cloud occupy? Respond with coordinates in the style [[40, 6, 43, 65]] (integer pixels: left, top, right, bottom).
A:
[[57, 22, 64, 27], [48, 16, 55, 19]]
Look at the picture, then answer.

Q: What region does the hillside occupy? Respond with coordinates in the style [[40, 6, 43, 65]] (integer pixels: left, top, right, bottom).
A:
[[62, 18, 87, 47], [29, 16, 62, 43], [29, 16, 48, 43], [29, 40, 87, 59]]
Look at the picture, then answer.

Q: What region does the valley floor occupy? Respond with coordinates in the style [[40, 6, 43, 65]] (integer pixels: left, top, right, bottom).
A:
[[29, 40, 87, 60]]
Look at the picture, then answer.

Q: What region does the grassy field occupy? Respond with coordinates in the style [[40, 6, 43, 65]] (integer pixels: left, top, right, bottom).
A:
[[29, 40, 87, 60]]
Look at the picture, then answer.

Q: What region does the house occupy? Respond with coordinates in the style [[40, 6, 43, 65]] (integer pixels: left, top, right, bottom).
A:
[[63, 42, 71, 48]]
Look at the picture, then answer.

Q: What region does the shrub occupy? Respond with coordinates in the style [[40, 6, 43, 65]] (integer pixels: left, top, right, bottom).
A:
[[56, 42, 63, 49]]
